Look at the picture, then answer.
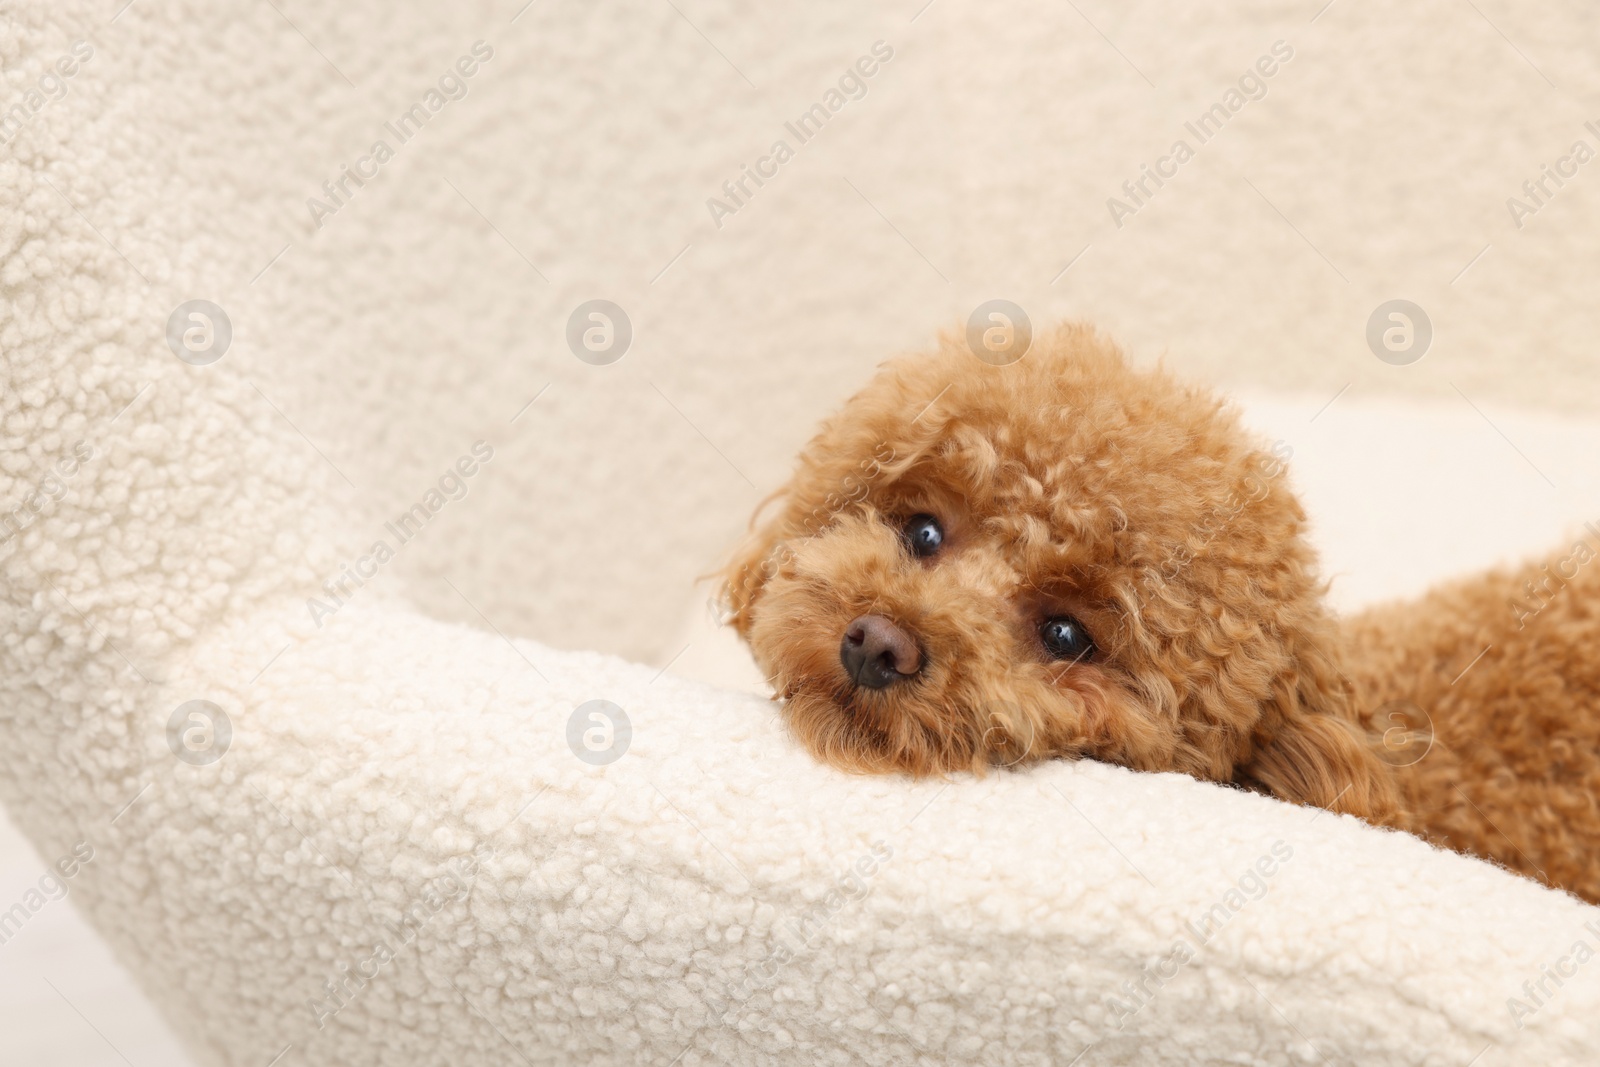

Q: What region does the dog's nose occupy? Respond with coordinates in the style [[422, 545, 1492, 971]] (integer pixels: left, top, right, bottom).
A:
[[840, 615, 921, 689]]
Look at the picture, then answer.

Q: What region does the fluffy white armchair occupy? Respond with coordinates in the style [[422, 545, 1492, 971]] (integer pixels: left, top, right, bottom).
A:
[[8, 167, 1600, 1067], [4, 1, 1600, 1065]]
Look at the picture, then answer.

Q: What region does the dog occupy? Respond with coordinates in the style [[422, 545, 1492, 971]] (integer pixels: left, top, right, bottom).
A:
[[721, 324, 1600, 904]]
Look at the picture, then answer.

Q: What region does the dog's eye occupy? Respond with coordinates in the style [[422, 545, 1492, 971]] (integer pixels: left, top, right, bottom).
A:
[[902, 514, 944, 558], [1040, 616, 1095, 662]]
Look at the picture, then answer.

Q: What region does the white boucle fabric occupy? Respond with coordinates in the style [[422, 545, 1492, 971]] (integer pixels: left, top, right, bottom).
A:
[[12, 589, 1600, 1066], [2, 319, 1600, 1067], [4, 1, 1600, 1064], [5, 0, 1598, 668]]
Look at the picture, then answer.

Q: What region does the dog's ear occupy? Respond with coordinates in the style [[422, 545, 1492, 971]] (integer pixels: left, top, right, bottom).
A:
[[1235, 625, 1404, 825], [716, 488, 791, 638]]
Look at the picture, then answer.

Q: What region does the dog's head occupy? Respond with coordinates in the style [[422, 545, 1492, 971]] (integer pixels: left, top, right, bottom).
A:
[[721, 324, 1399, 821]]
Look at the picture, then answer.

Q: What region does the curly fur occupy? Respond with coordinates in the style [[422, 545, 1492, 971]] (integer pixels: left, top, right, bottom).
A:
[[1346, 558, 1600, 902], [722, 324, 1600, 904]]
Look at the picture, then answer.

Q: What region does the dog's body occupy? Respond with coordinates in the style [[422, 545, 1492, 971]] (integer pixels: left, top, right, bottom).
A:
[[724, 325, 1600, 904], [1348, 556, 1600, 902]]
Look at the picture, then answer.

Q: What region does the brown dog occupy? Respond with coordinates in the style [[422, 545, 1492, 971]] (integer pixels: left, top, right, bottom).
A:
[[721, 324, 1600, 904]]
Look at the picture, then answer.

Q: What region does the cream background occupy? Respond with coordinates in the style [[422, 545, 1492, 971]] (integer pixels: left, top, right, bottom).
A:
[[6, 0, 1593, 668], [3, 0, 1598, 1062]]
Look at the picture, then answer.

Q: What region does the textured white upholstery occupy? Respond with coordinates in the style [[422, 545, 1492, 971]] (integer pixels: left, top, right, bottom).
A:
[[5, 1, 1600, 1064]]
